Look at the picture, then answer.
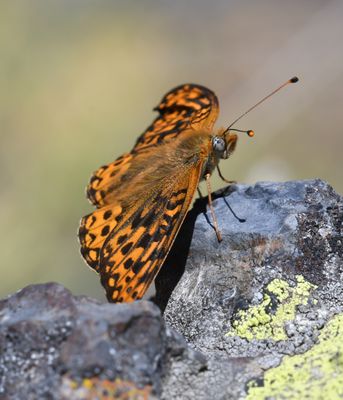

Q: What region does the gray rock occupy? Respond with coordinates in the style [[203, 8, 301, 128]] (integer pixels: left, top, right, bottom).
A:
[[159, 179, 343, 399]]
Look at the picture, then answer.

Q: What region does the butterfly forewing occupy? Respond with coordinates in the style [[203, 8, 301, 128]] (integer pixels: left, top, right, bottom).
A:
[[99, 159, 204, 302]]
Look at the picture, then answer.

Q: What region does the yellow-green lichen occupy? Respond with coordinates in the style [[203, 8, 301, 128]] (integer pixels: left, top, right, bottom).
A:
[[226, 275, 316, 341], [246, 313, 343, 399]]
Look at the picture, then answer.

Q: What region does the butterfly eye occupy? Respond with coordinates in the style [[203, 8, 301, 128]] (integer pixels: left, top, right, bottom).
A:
[[212, 136, 226, 153]]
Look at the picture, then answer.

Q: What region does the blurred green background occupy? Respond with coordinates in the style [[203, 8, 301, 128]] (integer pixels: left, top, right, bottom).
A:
[[1, 0, 342, 300]]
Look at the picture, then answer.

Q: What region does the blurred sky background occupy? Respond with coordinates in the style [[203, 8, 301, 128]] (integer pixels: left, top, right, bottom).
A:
[[1, 0, 343, 300]]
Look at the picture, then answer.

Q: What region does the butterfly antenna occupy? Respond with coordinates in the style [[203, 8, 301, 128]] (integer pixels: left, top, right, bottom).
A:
[[223, 76, 299, 137]]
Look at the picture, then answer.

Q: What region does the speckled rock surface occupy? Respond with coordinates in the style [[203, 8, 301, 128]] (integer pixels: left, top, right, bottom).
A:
[[159, 179, 343, 399], [1, 180, 342, 400], [0, 283, 204, 400]]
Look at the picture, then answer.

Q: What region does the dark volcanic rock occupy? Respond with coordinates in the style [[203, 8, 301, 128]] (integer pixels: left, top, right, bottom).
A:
[[1, 180, 342, 400], [0, 283, 197, 399]]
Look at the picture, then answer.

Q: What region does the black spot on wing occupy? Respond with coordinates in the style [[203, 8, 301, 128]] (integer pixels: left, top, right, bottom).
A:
[[117, 234, 128, 245], [132, 261, 145, 274], [124, 258, 134, 270], [137, 233, 152, 248], [103, 210, 112, 220], [112, 273, 120, 281], [101, 225, 110, 236], [121, 242, 133, 255]]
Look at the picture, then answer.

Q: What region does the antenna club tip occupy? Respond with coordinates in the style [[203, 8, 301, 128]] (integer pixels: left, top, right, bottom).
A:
[[290, 76, 299, 83], [247, 130, 254, 137]]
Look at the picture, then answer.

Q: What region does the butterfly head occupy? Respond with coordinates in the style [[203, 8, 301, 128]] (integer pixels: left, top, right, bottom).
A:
[[212, 128, 254, 160]]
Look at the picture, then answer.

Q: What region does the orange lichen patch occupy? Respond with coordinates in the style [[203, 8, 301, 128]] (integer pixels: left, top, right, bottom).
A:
[[61, 376, 154, 400]]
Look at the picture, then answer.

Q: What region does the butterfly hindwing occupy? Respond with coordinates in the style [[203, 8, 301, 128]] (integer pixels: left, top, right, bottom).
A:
[[78, 203, 124, 271], [86, 153, 133, 208]]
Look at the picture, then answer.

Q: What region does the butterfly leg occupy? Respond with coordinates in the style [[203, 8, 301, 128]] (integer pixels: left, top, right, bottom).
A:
[[204, 173, 222, 242]]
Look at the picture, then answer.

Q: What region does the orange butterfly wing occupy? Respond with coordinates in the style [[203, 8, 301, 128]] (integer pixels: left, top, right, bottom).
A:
[[86, 153, 133, 208], [80, 144, 206, 301], [79, 203, 124, 271], [99, 158, 205, 302], [86, 84, 219, 208], [133, 83, 219, 153]]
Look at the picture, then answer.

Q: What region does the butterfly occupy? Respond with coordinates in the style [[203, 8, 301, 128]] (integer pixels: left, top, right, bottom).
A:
[[78, 78, 298, 303]]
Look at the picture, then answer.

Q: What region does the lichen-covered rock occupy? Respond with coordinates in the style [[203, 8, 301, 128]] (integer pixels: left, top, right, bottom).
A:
[[159, 179, 343, 399], [246, 313, 343, 399]]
